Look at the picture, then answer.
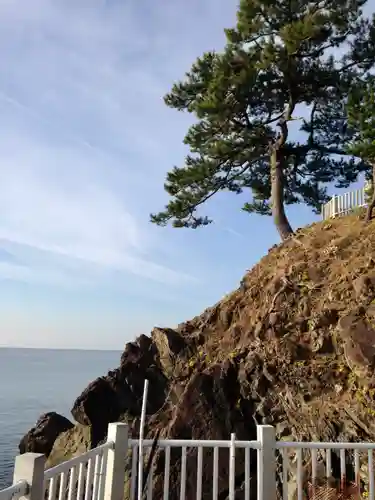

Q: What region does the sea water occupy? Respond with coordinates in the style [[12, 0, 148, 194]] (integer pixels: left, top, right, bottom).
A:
[[0, 347, 121, 488]]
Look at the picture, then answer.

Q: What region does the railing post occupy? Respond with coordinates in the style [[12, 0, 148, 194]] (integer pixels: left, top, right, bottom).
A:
[[104, 423, 129, 500], [229, 433, 236, 500], [13, 453, 46, 500], [332, 194, 338, 217], [257, 425, 276, 500]]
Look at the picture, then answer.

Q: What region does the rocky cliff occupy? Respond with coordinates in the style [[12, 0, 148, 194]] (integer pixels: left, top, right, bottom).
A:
[[21, 212, 375, 498]]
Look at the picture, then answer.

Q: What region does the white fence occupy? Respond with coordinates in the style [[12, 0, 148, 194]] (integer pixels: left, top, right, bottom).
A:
[[2, 423, 375, 500], [0, 423, 128, 500], [0, 481, 29, 500], [321, 187, 366, 220], [126, 428, 263, 500], [277, 440, 375, 499]]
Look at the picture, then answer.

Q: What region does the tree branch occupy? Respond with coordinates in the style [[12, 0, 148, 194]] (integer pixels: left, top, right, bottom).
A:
[[231, 112, 284, 131], [308, 101, 318, 146], [160, 155, 268, 225], [285, 143, 353, 157]]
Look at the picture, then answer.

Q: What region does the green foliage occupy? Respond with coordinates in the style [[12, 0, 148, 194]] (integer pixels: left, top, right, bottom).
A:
[[151, 0, 375, 232], [347, 78, 375, 165], [347, 78, 375, 216]]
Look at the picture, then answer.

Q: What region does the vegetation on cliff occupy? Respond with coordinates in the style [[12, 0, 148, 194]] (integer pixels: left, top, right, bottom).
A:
[[21, 211, 375, 497], [347, 77, 375, 221], [150, 0, 375, 240]]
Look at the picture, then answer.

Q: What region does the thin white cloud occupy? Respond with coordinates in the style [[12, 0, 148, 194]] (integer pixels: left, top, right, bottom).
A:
[[0, 146, 197, 285], [0, 261, 93, 288], [0, 174, 137, 259], [0, 0, 236, 291]]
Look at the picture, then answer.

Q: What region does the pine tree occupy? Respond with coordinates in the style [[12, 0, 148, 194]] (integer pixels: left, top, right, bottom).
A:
[[347, 77, 375, 221], [151, 0, 375, 240]]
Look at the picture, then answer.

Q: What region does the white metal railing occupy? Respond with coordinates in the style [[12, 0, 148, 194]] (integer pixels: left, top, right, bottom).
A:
[[127, 436, 260, 500], [129, 435, 375, 500], [43, 441, 114, 500], [0, 481, 29, 500], [277, 440, 375, 499], [321, 187, 366, 220], [3, 422, 375, 500], [0, 424, 127, 500]]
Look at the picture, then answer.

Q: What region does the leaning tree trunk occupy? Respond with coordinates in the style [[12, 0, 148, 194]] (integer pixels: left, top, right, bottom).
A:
[[270, 149, 294, 240], [365, 164, 375, 222]]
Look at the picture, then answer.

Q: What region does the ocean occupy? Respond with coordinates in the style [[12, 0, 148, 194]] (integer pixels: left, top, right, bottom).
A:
[[0, 347, 121, 489]]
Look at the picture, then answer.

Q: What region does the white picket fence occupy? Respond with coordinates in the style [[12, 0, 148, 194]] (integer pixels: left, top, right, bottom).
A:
[[2, 422, 375, 500], [321, 187, 367, 220]]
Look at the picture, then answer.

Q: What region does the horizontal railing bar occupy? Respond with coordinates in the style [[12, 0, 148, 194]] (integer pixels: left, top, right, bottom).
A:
[[0, 481, 29, 500], [44, 441, 114, 480], [128, 438, 375, 450], [277, 442, 375, 449], [128, 439, 261, 449]]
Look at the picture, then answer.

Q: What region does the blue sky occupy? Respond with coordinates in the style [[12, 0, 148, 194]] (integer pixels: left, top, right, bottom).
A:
[[0, 0, 370, 349]]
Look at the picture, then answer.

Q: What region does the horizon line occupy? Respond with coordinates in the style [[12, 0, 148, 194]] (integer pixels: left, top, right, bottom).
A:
[[0, 345, 123, 352]]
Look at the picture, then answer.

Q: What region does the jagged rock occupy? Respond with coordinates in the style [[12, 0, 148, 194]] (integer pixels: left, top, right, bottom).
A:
[[150, 361, 257, 500], [316, 308, 339, 328], [151, 327, 187, 376], [119, 336, 169, 414], [46, 424, 92, 468], [338, 312, 375, 372], [19, 412, 74, 457], [71, 335, 170, 446], [169, 361, 246, 438], [120, 334, 156, 367], [71, 375, 130, 444], [269, 312, 280, 326], [353, 275, 375, 299]]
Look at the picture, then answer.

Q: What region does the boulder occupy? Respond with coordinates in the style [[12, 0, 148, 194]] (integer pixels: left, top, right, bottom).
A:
[[71, 373, 137, 446], [338, 311, 375, 373], [71, 335, 170, 446], [19, 412, 74, 457], [119, 337, 169, 414], [46, 424, 92, 469], [120, 334, 156, 368], [151, 327, 187, 376], [352, 274, 375, 300], [71, 376, 123, 426]]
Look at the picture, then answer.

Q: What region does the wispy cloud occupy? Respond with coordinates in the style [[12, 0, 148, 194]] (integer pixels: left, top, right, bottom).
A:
[[0, 152, 197, 286], [0, 0, 236, 292]]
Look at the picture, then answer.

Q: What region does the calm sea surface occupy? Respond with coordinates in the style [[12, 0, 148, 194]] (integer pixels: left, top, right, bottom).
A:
[[0, 348, 121, 488]]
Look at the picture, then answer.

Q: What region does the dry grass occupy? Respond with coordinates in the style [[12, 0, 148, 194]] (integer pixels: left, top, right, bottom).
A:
[[180, 212, 375, 370], [306, 481, 360, 499]]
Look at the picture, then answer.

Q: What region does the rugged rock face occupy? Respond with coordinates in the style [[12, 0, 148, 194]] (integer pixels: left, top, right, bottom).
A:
[[151, 327, 191, 376], [46, 424, 92, 468], [22, 212, 375, 497], [71, 333, 170, 446], [150, 361, 257, 499], [19, 412, 74, 456]]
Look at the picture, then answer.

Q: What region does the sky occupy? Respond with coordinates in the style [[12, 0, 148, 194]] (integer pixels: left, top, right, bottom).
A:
[[0, 0, 370, 350]]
